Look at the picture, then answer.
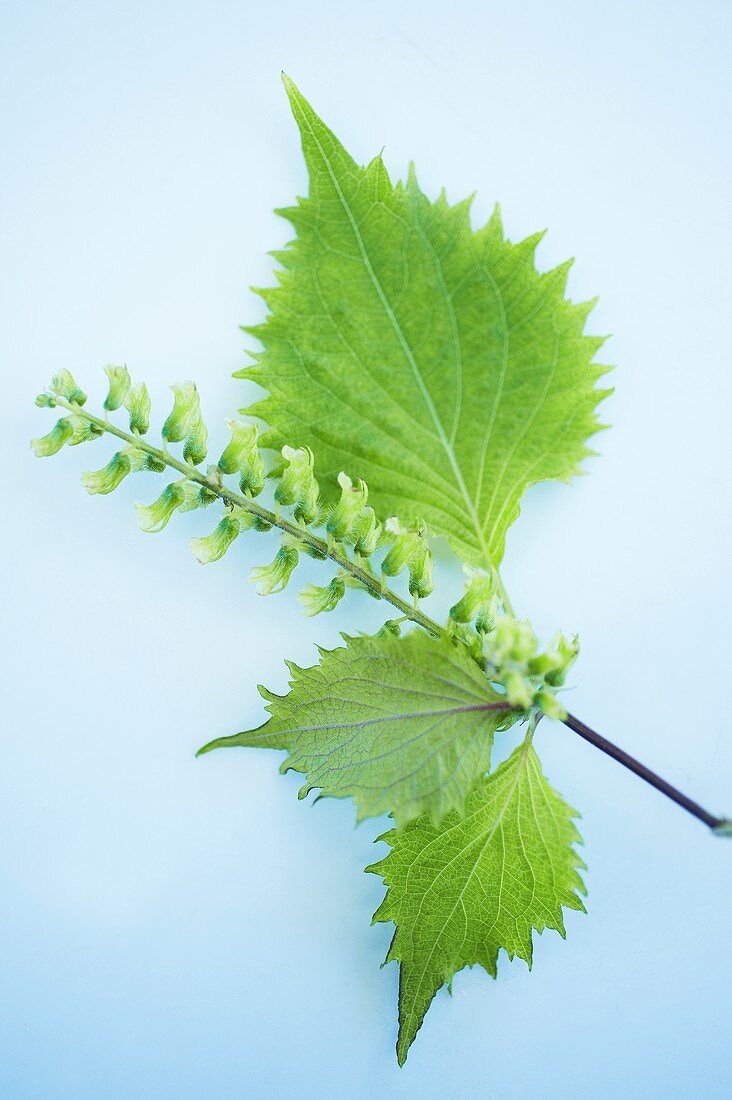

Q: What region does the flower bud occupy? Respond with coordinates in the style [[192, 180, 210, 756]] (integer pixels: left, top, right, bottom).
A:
[[298, 576, 346, 616], [162, 382, 201, 444], [126, 382, 151, 435], [50, 369, 86, 406], [489, 617, 537, 665], [352, 507, 382, 557], [294, 480, 320, 525], [81, 452, 132, 495], [176, 481, 215, 513], [249, 544, 299, 595], [544, 633, 580, 687], [31, 417, 74, 457], [410, 549, 434, 600], [380, 518, 419, 577], [343, 574, 381, 600], [535, 691, 567, 721], [275, 446, 320, 523], [503, 669, 534, 710], [103, 365, 131, 411], [327, 472, 368, 542], [452, 624, 484, 664], [190, 515, 241, 563], [218, 421, 257, 473], [183, 417, 208, 465], [377, 619, 402, 637], [68, 416, 103, 446], [249, 514, 271, 532], [35, 393, 56, 408], [218, 421, 265, 497], [127, 446, 165, 474], [295, 539, 327, 561], [449, 566, 497, 632], [135, 482, 185, 532]]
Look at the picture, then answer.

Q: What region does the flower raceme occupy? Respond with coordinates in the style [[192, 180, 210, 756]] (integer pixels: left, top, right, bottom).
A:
[[32, 366, 575, 722], [31, 367, 436, 610]]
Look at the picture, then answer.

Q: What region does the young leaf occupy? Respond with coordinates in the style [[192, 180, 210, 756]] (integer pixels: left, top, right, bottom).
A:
[[369, 740, 586, 1064], [198, 630, 518, 826], [242, 77, 612, 568]]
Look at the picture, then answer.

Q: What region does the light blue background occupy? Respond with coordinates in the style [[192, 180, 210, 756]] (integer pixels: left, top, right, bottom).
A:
[[2, 2, 731, 1097]]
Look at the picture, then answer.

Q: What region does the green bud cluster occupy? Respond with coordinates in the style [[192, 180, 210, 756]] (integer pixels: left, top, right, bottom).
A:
[[479, 616, 579, 719], [446, 565, 577, 717]]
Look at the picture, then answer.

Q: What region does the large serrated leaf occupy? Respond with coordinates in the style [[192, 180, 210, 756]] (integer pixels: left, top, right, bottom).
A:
[[241, 77, 612, 568]]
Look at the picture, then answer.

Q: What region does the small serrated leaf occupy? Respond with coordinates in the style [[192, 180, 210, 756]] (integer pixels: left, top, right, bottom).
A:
[[369, 740, 586, 1063], [198, 630, 518, 826]]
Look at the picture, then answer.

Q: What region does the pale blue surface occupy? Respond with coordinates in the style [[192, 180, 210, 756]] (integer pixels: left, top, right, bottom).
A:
[[2, 2, 731, 1097]]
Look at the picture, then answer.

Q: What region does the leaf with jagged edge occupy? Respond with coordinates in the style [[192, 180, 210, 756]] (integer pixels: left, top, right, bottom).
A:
[[368, 739, 586, 1064], [239, 76, 612, 569], [198, 630, 519, 827]]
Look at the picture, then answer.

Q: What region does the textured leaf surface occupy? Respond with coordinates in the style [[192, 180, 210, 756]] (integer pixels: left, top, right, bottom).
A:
[[243, 78, 611, 567], [369, 740, 586, 1063], [199, 631, 516, 826]]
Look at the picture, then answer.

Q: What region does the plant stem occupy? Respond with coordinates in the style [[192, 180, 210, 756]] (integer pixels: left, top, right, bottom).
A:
[[562, 711, 727, 831], [56, 396, 729, 835]]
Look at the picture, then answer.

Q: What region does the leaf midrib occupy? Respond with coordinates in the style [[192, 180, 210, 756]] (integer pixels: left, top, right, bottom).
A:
[[267, 700, 511, 740], [398, 737, 533, 1048], [291, 91, 495, 569]]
